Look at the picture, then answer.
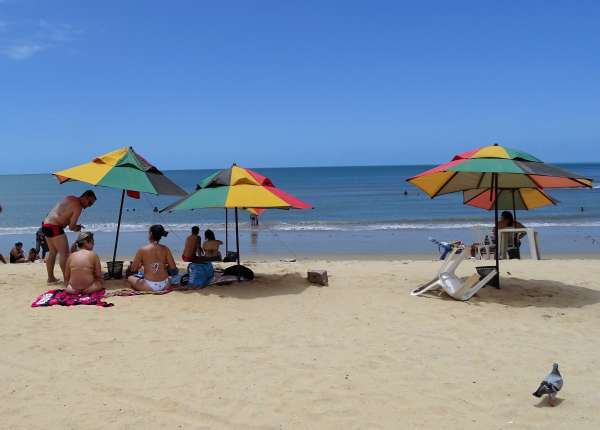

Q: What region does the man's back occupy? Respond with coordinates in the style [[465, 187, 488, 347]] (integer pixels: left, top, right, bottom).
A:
[[183, 234, 198, 258], [44, 196, 80, 226]]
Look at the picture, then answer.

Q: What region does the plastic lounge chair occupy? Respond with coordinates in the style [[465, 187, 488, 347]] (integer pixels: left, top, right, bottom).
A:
[[411, 246, 498, 301], [411, 246, 468, 296]]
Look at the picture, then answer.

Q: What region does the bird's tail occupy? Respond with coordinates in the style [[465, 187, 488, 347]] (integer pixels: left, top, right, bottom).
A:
[[532, 382, 550, 397]]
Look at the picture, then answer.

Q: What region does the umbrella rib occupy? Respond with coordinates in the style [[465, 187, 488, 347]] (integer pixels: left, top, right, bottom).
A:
[[431, 171, 458, 198]]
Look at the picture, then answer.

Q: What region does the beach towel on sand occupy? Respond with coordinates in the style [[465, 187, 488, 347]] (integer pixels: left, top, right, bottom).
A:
[[31, 289, 113, 308]]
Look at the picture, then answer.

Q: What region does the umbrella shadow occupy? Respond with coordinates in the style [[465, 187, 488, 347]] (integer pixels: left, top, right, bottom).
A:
[[474, 277, 600, 308], [178, 272, 311, 300]]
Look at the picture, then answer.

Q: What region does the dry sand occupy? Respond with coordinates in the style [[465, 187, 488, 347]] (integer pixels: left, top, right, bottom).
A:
[[1, 257, 600, 429]]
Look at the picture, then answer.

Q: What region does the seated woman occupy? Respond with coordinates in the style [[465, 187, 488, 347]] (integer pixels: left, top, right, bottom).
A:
[[64, 232, 104, 294], [127, 224, 177, 292], [470, 211, 526, 258], [27, 248, 39, 262], [202, 229, 223, 260], [9, 242, 27, 263]]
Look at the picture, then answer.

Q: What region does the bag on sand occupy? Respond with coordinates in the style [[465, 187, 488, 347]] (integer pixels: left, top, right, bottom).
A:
[[187, 263, 215, 288]]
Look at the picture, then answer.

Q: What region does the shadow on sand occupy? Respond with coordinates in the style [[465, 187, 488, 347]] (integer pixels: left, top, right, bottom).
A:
[[412, 277, 600, 309], [177, 272, 311, 300], [474, 277, 600, 308]]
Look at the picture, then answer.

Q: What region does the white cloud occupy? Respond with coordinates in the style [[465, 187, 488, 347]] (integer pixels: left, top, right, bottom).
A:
[[1, 19, 81, 61], [3, 43, 44, 60]]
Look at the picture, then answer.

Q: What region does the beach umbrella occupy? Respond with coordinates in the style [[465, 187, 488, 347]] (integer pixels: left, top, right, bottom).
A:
[[408, 143, 592, 287], [54, 146, 187, 274], [464, 188, 558, 211], [161, 164, 312, 272]]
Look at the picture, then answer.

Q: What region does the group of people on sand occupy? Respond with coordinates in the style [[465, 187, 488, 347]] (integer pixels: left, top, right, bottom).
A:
[[33, 191, 224, 295], [0, 227, 50, 265]]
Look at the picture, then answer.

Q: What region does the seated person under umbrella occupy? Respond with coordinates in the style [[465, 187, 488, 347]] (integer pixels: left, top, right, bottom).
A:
[[64, 232, 104, 294], [202, 229, 223, 260], [127, 224, 177, 292], [470, 211, 526, 258], [182, 226, 214, 263]]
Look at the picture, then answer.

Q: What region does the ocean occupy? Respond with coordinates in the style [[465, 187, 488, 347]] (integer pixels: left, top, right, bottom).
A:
[[1, 165, 599, 259]]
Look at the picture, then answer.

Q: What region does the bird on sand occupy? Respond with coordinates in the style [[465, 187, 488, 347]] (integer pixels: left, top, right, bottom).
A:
[[532, 363, 563, 406]]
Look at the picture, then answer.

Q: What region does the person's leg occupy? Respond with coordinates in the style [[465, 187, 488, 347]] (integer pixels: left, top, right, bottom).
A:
[[83, 280, 104, 294], [45, 238, 59, 282], [127, 276, 153, 291]]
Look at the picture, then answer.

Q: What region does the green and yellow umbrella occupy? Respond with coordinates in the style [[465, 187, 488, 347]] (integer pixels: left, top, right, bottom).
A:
[[54, 146, 186, 273], [162, 164, 312, 271], [408, 143, 592, 288]]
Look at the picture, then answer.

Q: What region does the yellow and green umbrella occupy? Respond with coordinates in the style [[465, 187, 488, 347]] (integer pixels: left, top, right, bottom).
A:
[[162, 164, 312, 271], [408, 143, 592, 287], [54, 146, 186, 273]]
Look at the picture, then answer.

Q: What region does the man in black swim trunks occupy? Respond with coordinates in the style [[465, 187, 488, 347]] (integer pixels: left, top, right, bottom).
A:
[[42, 190, 97, 284]]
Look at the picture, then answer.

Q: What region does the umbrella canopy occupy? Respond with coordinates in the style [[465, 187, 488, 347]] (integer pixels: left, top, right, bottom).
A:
[[464, 188, 558, 211], [408, 144, 593, 289], [55, 146, 186, 196], [54, 146, 186, 276], [161, 164, 312, 277], [162, 164, 312, 211], [409, 144, 592, 198]]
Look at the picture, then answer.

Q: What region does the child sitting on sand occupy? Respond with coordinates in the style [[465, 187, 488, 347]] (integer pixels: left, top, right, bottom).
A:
[[202, 229, 223, 260]]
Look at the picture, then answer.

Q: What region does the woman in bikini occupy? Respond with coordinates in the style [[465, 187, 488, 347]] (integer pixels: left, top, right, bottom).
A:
[[127, 225, 177, 292]]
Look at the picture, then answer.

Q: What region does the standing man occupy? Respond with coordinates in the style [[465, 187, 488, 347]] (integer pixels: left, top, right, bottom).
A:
[[42, 190, 97, 284]]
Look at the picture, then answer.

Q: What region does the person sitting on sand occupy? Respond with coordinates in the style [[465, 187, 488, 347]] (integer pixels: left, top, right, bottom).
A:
[[202, 229, 223, 260], [42, 190, 97, 284], [27, 248, 39, 262], [9, 242, 27, 263], [127, 225, 177, 292], [64, 232, 104, 294], [182, 226, 210, 263]]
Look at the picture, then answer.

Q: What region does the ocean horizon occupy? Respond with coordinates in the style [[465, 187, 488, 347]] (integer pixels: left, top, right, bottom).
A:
[[1, 164, 599, 258]]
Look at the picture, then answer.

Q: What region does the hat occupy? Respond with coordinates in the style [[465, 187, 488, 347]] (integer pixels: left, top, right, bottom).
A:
[[76, 231, 94, 245]]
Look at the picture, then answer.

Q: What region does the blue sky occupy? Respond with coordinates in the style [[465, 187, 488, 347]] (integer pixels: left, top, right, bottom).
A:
[[1, 0, 599, 174]]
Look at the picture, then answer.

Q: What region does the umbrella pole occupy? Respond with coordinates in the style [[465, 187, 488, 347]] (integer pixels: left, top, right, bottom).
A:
[[494, 174, 500, 289], [111, 189, 126, 278], [225, 208, 229, 254], [235, 207, 241, 281]]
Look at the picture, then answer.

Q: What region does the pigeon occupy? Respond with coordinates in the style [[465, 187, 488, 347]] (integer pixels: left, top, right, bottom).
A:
[[532, 363, 563, 406]]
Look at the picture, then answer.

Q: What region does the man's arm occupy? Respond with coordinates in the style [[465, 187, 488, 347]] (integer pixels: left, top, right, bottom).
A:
[[68, 203, 83, 232]]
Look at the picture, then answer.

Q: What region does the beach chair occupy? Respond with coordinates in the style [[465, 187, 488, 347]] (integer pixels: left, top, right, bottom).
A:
[[410, 246, 498, 301]]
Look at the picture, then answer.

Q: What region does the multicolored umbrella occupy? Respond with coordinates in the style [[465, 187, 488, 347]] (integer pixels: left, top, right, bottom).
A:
[[165, 164, 312, 211], [408, 144, 593, 288], [54, 147, 186, 274], [464, 188, 558, 211], [162, 164, 312, 271], [55, 146, 186, 196], [409, 144, 592, 198]]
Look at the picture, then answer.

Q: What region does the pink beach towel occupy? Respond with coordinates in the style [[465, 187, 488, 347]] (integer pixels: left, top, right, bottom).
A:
[[31, 289, 113, 308]]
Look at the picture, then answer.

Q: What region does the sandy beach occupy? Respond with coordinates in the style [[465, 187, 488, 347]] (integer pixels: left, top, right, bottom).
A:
[[1, 257, 599, 429]]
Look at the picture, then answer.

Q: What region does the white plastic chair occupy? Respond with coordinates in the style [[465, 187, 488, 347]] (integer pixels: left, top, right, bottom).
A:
[[411, 246, 498, 301]]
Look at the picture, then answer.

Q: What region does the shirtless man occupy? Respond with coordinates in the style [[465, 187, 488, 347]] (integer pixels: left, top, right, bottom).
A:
[[9, 242, 27, 263], [181, 226, 211, 263], [127, 224, 177, 292], [42, 190, 97, 284], [64, 232, 104, 294]]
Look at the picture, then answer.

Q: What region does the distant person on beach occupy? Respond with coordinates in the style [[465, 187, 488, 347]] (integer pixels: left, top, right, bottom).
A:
[[42, 190, 97, 284], [64, 232, 104, 294], [0, 205, 4, 263], [9, 242, 27, 263], [202, 229, 223, 260], [250, 213, 259, 228], [127, 224, 177, 292], [182, 226, 212, 263], [35, 227, 49, 260]]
